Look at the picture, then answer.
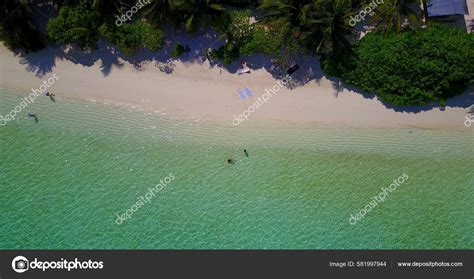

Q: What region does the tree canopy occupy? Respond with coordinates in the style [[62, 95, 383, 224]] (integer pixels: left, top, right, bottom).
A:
[[331, 23, 474, 105], [100, 21, 164, 56], [47, 3, 103, 49], [0, 0, 45, 52], [1, 0, 472, 106]]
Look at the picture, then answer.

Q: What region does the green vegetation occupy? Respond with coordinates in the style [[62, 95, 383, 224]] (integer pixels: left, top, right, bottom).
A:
[[240, 19, 289, 56], [370, 0, 421, 33], [207, 45, 240, 65], [298, 0, 354, 57], [48, 1, 163, 55], [207, 10, 253, 64], [171, 43, 188, 58], [47, 3, 102, 49], [325, 23, 474, 105], [0, 0, 472, 105], [0, 0, 45, 52], [100, 21, 164, 55], [143, 0, 226, 31]]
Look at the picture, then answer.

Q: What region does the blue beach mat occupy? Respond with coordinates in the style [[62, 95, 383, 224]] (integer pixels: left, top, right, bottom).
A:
[[238, 87, 254, 100], [243, 87, 253, 97]]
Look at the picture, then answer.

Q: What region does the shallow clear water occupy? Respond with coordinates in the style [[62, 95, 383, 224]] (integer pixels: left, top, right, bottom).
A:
[[0, 87, 473, 249]]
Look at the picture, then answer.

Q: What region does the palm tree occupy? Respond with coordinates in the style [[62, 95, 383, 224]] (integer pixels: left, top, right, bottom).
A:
[[142, 0, 181, 26], [258, 0, 311, 26], [299, 0, 355, 57], [144, 0, 226, 32], [0, 0, 45, 52], [89, 0, 129, 15], [370, 0, 421, 33], [177, 0, 226, 32], [258, 0, 315, 59]]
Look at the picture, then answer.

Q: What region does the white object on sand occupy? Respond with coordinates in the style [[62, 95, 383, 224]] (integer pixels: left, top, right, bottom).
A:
[[237, 67, 251, 75]]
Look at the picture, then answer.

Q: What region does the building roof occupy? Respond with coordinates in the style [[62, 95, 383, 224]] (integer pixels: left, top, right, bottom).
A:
[[427, 0, 469, 17]]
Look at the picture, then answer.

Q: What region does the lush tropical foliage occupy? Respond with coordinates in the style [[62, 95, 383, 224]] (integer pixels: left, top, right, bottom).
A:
[[370, 0, 421, 33], [47, 3, 103, 49], [0, 0, 45, 52], [0, 0, 472, 105], [326, 23, 474, 105], [100, 21, 164, 55]]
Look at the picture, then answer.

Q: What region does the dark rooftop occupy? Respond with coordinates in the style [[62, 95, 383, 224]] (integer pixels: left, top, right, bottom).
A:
[[427, 0, 469, 17]]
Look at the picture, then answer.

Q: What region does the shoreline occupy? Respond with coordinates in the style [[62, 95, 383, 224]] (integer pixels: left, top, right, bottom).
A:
[[0, 43, 472, 131]]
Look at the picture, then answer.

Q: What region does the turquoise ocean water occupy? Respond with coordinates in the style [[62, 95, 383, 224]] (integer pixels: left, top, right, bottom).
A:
[[0, 87, 473, 249]]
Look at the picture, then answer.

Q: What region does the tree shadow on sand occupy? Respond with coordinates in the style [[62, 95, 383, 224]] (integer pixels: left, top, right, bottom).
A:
[[17, 40, 124, 77], [236, 53, 325, 90], [15, 27, 224, 78], [119, 27, 225, 74], [17, 46, 65, 78], [326, 75, 474, 113], [15, 26, 474, 113]]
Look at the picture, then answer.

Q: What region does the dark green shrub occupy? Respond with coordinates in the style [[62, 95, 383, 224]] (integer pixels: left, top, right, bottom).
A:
[[324, 23, 474, 106], [47, 3, 102, 49], [100, 21, 164, 56], [171, 43, 186, 58]]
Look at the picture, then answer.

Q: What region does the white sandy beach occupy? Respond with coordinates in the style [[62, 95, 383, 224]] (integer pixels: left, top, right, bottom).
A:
[[0, 43, 472, 130]]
